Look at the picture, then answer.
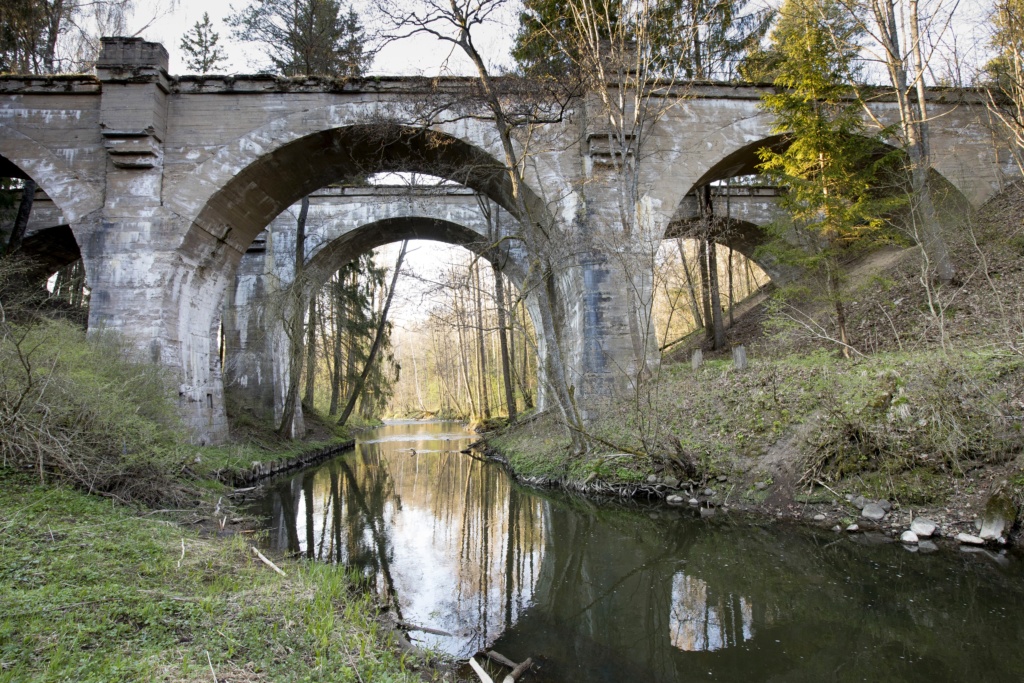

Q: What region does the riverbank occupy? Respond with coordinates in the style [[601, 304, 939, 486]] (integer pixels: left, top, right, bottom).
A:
[[0, 469, 428, 682]]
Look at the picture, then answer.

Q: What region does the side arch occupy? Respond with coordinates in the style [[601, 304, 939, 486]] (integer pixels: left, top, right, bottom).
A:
[[0, 129, 103, 224]]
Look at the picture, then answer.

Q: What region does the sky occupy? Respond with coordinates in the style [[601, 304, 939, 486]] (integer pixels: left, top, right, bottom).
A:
[[130, 0, 519, 76]]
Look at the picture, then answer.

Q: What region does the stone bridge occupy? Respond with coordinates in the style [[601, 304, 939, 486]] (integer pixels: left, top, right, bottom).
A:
[[0, 36, 1016, 442]]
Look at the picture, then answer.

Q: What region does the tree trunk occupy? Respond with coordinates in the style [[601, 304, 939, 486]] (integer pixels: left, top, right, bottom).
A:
[[708, 240, 727, 350], [677, 238, 704, 330], [698, 237, 713, 342], [303, 296, 317, 409], [6, 179, 36, 254], [337, 241, 407, 427], [278, 196, 310, 438], [474, 262, 491, 421], [329, 275, 344, 415], [493, 265, 517, 421]]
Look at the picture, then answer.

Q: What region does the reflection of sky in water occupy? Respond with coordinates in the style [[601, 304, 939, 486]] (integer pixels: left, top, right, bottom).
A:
[[670, 573, 753, 652], [262, 422, 544, 658]]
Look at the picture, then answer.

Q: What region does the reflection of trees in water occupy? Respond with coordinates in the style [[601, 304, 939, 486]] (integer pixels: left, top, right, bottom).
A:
[[669, 573, 753, 652], [262, 427, 546, 655]]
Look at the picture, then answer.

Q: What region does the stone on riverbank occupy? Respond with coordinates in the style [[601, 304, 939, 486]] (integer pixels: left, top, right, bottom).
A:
[[956, 533, 985, 545], [910, 518, 937, 538], [861, 503, 886, 521], [901, 530, 919, 544]]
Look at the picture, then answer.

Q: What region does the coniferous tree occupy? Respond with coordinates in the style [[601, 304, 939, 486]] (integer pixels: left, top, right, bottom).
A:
[[180, 12, 227, 73], [757, 0, 901, 357], [227, 0, 370, 77]]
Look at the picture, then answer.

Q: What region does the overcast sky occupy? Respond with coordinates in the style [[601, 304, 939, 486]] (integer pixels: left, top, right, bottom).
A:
[[130, 0, 519, 76]]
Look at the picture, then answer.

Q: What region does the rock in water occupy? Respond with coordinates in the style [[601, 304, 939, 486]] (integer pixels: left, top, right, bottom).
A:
[[980, 492, 1016, 541], [861, 503, 887, 521], [956, 532, 985, 545], [901, 530, 920, 544], [666, 495, 684, 506]]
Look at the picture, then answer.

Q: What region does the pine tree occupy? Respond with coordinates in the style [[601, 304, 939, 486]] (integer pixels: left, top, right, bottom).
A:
[[227, 0, 369, 77], [757, 0, 901, 357], [180, 12, 227, 74]]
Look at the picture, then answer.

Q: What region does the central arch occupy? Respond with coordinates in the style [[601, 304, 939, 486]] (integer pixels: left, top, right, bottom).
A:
[[170, 124, 551, 440]]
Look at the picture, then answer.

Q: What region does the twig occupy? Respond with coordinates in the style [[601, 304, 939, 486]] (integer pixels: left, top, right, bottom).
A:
[[482, 650, 518, 669], [178, 538, 185, 568], [205, 651, 218, 683], [398, 620, 452, 636], [251, 546, 287, 577], [814, 479, 844, 500]]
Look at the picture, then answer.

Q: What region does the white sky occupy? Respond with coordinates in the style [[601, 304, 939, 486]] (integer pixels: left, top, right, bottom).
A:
[[130, 0, 519, 76]]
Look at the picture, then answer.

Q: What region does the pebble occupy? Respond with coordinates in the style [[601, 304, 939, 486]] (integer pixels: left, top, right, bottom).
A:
[[844, 494, 853, 502], [900, 530, 920, 544], [754, 482, 768, 491], [878, 500, 893, 512], [910, 518, 937, 538], [846, 523, 860, 532], [717, 475, 728, 482], [861, 503, 887, 521], [851, 495, 867, 509], [833, 525, 842, 532], [956, 532, 985, 545], [813, 514, 826, 521], [688, 498, 699, 506], [647, 475, 659, 484], [666, 495, 685, 505], [663, 476, 680, 489], [703, 488, 714, 497]]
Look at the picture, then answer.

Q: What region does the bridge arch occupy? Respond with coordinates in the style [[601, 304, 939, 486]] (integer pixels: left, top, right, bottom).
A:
[[665, 132, 974, 267], [0, 131, 103, 225], [0, 144, 99, 289], [224, 210, 544, 431]]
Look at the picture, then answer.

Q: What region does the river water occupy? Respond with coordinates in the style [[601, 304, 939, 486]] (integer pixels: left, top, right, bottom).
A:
[[251, 420, 1024, 682]]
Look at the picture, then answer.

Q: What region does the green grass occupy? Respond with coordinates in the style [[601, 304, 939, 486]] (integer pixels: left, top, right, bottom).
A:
[[0, 471, 424, 683]]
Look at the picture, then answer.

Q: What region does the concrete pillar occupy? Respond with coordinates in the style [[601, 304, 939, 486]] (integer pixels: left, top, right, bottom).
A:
[[86, 37, 227, 444]]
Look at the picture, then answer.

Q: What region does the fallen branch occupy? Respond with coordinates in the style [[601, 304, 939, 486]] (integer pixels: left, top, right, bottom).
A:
[[468, 656, 494, 683], [504, 658, 533, 683], [482, 650, 518, 669], [397, 620, 452, 637], [251, 546, 286, 577], [206, 650, 218, 683]]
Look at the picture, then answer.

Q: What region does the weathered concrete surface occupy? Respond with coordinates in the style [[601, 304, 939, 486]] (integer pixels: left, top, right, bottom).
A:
[[0, 36, 1018, 442]]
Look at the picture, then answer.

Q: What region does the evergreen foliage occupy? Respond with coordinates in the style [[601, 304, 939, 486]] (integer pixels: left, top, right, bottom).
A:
[[227, 0, 370, 77], [179, 12, 227, 73], [756, 0, 902, 355]]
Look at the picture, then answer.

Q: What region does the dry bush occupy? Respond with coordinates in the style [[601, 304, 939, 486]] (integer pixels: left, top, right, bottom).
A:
[[0, 258, 195, 506]]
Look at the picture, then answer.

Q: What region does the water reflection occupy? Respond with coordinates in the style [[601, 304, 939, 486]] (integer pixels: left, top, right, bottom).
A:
[[257, 421, 545, 656], [669, 573, 754, 652], [256, 422, 1024, 683]]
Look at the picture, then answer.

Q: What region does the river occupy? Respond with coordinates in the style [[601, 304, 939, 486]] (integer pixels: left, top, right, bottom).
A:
[[251, 420, 1024, 682]]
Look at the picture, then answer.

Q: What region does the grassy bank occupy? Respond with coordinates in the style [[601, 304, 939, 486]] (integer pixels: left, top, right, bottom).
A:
[[490, 182, 1024, 537], [0, 471, 424, 683]]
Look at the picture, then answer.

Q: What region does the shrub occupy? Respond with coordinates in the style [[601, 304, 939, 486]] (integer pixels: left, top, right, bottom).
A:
[[1, 260, 194, 505]]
